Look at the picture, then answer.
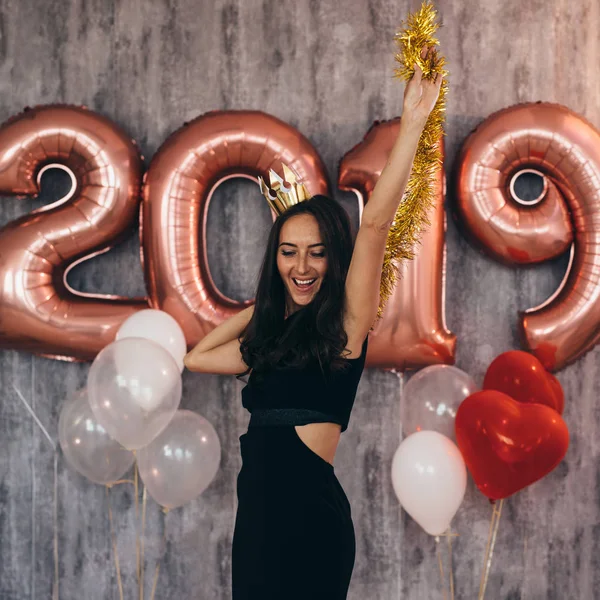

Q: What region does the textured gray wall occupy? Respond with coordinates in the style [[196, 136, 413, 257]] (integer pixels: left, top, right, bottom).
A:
[[1, 0, 599, 598]]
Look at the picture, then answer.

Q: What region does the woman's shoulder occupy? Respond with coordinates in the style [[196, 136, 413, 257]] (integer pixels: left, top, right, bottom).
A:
[[342, 315, 370, 359], [341, 334, 369, 362]]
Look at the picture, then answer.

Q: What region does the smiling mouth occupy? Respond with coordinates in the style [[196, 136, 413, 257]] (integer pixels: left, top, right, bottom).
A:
[[292, 277, 317, 292]]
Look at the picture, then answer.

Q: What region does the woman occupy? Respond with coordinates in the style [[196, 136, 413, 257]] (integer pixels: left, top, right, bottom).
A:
[[184, 46, 442, 600]]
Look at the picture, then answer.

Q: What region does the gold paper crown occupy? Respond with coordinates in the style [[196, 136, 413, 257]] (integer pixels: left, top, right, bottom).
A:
[[258, 163, 311, 216]]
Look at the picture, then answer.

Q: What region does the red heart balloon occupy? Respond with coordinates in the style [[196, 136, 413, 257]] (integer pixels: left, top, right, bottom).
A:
[[483, 351, 564, 414], [455, 390, 569, 500], [545, 372, 565, 415]]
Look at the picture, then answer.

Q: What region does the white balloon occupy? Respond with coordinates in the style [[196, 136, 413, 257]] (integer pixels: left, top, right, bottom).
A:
[[111, 338, 177, 412], [117, 309, 187, 372], [88, 338, 182, 450], [137, 410, 221, 509], [403, 365, 479, 440], [391, 430, 467, 536], [59, 388, 134, 485]]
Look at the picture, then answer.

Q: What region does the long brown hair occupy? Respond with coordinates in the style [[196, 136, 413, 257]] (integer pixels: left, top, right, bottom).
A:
[[238, 194, 354, 379]]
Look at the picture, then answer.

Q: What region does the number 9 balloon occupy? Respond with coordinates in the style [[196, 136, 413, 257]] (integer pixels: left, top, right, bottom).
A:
[[455, 102, 600, 371]]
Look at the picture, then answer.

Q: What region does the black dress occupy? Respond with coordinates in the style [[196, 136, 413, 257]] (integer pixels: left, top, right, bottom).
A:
[[232, 314, 368, 599]]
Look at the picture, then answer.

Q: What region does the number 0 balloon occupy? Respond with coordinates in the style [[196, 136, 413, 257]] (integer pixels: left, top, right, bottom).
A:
[[141, 110, 329, 347]]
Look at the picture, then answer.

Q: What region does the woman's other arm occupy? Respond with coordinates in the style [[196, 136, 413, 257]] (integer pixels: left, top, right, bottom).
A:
[[183, 305, 254, 373]]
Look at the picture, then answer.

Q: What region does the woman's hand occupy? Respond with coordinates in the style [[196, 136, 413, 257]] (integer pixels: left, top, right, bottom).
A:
[[402, 46, 444, 126]]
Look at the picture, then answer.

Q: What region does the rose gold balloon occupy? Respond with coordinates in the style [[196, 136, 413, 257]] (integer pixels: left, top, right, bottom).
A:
[[0, 105, 147, 361], [339, 119, 456, 371], [142, 110, 328, 346], [455, 103, 600, 370]]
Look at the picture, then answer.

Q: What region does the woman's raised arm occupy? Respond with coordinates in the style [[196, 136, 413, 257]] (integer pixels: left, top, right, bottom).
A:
[[343, 46, 443, 346]]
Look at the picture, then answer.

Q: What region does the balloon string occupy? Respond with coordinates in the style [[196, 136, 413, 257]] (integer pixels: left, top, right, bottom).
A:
[[106, 486, 124, 600], [149, 508, 169, 600], [478, 499, 504, 600], [111, 480, 135, 487], [446, 528, 455, 600], [12, 384, 55, 447], [435, 529, 458, 600], [435, 536, 449, 600], [12, 384, 60, 600], [397, 371, 404, 442], [140, 484, 147, 600], [52, 452, 59, 600], [133, 459, 141, 596]]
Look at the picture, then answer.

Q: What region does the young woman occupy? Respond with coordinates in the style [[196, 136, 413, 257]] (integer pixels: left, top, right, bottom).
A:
[[184, 47, 442, 600]]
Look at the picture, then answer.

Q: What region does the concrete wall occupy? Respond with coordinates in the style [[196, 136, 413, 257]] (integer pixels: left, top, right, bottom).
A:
[[1, 0, 598, 598]]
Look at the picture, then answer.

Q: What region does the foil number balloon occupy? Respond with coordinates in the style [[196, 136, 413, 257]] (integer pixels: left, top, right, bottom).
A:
[[339, 119, 456, 370], [455, 102, 600, 371], [0, 105, 148, 361], [141, 110, 328, 346]]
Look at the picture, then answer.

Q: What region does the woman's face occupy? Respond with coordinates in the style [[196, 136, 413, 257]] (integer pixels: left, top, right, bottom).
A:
[[277, 213, 328, 312]]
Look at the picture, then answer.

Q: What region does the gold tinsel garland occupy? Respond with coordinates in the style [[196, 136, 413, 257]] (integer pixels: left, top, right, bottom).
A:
[[377, 0, 448, 319]]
